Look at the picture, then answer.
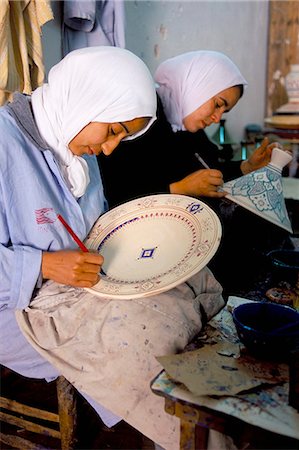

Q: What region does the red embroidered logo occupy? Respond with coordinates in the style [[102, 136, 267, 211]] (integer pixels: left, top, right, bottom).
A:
[[35, 208, 56, 224]]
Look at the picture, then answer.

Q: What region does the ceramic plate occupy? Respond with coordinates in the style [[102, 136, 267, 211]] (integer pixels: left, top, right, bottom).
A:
[[84, 194, 222, 299], [264, 115, 299, 129]]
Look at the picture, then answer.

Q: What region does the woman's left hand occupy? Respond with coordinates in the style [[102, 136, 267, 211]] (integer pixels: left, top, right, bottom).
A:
[[240, 137, 282, 174]]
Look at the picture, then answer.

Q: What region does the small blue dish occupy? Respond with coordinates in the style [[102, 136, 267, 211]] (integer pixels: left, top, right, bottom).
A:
[[232, 302, 299, 360]]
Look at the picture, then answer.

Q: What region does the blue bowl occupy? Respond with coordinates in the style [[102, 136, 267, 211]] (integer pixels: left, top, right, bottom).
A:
[[232, 302, 299, 360]]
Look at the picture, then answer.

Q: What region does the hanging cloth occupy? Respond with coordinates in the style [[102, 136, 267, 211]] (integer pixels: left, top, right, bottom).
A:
[[62, 0, 125, 56], [0, 0, 53, 105]]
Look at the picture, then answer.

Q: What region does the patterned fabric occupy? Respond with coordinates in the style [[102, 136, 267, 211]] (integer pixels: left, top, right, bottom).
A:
[[0, 0, 53, 105]]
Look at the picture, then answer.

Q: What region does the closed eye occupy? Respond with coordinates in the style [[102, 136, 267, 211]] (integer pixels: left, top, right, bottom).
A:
[[215, 96, 228, 110], [110, 122, 129, 137], [215, 101, 225, 109]]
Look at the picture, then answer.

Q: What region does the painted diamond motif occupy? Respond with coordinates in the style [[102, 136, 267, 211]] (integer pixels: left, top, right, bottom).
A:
[[140, 247, 156, 259]]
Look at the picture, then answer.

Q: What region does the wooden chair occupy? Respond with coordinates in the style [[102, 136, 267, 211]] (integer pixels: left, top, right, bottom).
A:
[[0, 366, 77, 450]]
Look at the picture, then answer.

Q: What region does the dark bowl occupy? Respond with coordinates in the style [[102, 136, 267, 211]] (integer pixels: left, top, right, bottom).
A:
[[232, 302, 299, 360], [267, 249, 299, 286]]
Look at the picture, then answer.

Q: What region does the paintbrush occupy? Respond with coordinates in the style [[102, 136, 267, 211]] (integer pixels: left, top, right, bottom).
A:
[[194, 152, 210, 169], [57, 214, 89, 252], [57, 214, 106, 275]]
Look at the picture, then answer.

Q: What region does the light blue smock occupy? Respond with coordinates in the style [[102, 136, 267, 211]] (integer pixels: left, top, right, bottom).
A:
[[0, 94, 122, 427], [0, 93, 107, 375]]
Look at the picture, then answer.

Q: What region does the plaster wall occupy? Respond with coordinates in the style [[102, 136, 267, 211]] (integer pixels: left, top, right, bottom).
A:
[[41, 0, 269, 143]]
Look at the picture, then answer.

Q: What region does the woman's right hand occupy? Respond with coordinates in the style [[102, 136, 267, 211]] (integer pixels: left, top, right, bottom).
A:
[[41, 250, 104, 288], [169, 168, 226, 198], [240, 137, 282, 174]]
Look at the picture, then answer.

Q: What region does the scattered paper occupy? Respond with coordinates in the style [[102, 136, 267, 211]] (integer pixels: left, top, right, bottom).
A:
[[156, 341, 288, 396]]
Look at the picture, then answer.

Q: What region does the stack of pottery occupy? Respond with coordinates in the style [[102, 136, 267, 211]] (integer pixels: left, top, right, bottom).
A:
[[275, 64, 299, 115]]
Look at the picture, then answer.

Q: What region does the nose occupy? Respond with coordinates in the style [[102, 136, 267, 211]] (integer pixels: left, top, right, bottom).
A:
[[101, 135, 122, 156], [211, 109, 223, 124]]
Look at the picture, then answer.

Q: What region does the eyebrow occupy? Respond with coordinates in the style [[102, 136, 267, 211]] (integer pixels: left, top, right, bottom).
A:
[[119, 122, 130, 134]]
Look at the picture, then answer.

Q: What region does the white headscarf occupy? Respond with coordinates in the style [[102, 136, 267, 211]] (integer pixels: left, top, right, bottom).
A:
[[31, 46, 157, 198], [154, 50, 247, 132]]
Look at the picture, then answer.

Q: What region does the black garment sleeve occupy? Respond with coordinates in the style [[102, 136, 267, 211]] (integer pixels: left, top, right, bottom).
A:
[[97, 94, 244, 208]]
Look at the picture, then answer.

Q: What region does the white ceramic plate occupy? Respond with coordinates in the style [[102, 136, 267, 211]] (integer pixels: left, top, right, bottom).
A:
[[84, 194, 222, 299]]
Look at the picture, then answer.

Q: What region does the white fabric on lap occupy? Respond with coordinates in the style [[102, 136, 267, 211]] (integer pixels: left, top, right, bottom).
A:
[[16, 268, 224, 449]]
